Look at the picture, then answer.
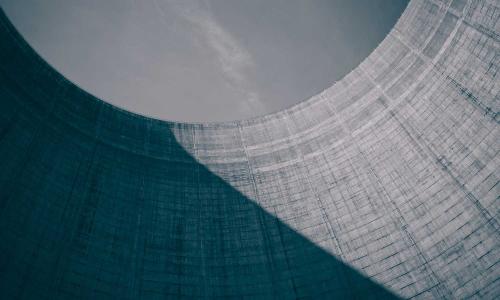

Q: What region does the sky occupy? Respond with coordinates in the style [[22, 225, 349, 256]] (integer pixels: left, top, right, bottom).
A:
[[0, 0, 409, 122]]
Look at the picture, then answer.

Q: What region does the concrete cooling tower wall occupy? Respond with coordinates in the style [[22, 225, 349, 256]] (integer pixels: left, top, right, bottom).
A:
[[0, 0, 499, 299]]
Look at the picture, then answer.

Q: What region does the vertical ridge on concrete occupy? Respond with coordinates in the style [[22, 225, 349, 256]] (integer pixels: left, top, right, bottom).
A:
[[0, 0, 498, 299]]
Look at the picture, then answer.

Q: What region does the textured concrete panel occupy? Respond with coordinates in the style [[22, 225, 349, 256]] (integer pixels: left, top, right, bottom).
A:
[[0, 0, 499, 299]]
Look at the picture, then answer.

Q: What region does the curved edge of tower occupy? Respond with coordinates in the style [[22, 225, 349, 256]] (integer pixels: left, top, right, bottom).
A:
[[0, 0, 498, 299]]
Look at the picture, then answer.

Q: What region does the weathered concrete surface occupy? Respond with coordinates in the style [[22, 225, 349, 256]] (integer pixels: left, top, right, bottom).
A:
[[0, 0, 498, 299]]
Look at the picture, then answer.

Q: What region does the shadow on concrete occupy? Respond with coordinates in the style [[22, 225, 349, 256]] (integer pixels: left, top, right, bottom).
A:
[[0, 125, 402, 299]]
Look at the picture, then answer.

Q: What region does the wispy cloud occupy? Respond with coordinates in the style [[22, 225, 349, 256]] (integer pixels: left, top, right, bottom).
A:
[[155, 0, 266, 115]]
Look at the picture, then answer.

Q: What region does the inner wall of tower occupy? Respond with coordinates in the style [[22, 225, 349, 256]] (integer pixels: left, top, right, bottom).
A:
[[0, 0, 498, 299]]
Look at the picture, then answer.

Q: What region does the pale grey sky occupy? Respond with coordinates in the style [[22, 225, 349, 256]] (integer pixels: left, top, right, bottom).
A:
[[0, 0, 408, 122]]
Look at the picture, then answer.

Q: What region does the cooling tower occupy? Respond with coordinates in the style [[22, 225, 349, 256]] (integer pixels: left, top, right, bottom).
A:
[[0, 0, 498, 299]]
